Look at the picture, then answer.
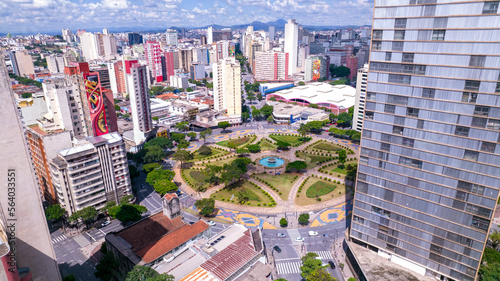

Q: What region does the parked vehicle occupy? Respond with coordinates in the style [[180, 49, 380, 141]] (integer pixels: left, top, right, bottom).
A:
[[273, 245, 282, 253]]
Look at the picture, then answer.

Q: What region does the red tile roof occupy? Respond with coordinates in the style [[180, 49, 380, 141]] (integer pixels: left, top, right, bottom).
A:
[[135, 220, 209, 263], [163, 193, 178, 200], [200, 230, 259, 280], [157, 93, 180, 100]]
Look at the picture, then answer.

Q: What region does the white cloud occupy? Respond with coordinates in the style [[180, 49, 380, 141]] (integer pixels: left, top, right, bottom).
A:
[[102, 0, 129, 9]]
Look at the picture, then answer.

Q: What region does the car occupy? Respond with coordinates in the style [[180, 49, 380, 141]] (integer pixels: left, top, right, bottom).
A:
[[273, 245, 282, 253], [101, 221, 111, 227], [323, 234, 328, 237], [295, 237, 304, 242], [189, 221, 195, 225], [276, 233, 286, 238], [207, 220, 216, 226], [308, 231, 318, 236], [328, 261, 336, 269]]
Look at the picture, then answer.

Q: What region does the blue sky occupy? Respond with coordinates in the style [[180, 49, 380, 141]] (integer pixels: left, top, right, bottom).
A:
[[0, 0, 374, 34]]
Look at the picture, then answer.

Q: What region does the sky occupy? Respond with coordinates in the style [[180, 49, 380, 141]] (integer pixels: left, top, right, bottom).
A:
[[0, 0, 374, 34]]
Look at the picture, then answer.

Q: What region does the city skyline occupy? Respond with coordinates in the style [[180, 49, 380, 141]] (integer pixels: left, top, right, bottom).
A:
[[0, 0, 374, 34]]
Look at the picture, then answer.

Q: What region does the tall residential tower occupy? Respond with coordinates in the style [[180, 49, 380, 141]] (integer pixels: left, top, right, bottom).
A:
[[213, 57, 241, 117]]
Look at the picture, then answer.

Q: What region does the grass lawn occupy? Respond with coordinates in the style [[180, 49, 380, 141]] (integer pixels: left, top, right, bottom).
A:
[[201, 155, 239, 166], [217, 136, 252, 148], [323, 160, 358, 177], [182, 169, 211, 190], [188, 146, 226, 162], [312, 142, 343, 152], [296, 177, 346, 206], [296, 152, 335, 169], [259, 139, 278, 151], [269, 134, 307, 146], [253, 172, 301, 200], [210, 180, 275, 207]]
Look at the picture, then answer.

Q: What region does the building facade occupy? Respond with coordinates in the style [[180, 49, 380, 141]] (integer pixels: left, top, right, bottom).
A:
[[125, 60, 152, 145], [352, 63, 368, 132], [165, 29, 178, 46], [351, 2, 500, 281], [304, 55, 329, 82], [213, 57, 241, 117], [9, 50, 35, 77], [346, 56, 359, 81], [284, 19, 298, 75], [50, 132, 131, 215], [254, 51, 289, 81], [46, 55, 65, 74], [144, 41, 164, 83], [128, 33, 143, 46]]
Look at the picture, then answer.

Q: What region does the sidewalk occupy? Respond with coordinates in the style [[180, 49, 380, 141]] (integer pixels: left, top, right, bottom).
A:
[[332, 237, 356, 280]]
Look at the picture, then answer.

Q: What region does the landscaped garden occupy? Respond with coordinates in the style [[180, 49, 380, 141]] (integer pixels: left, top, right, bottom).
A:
[[296, 176, 346, 206], [256, 138, 277, 151], [320, 159, 358, 178], [217, 135, 255, 148], [210, 180, 276, 207], [269, 133, 311, 147], [296, 151, 336, 169], [182, 169, 212, 190], [187, 146, 228, 162], [311, 142, 343, 152], [252, 172, 301, 200]]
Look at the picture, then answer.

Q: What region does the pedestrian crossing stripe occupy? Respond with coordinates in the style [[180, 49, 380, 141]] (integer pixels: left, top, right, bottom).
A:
[[311, 251, 333, 260], [276, 261, 302, 275], [52, 235, 67, 244]]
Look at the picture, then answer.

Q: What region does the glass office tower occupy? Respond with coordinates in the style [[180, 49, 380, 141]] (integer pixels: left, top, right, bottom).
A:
[[351, 1, 500, 280]]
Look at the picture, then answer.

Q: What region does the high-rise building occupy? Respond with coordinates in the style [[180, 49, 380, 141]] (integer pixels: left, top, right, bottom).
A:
[[124, 60, 152, 145], [304, 55, 329, 82], [80, 32, 117, 61], [161, 51, 175, 81], [128, 33, 143, 46], [0, 51, 61, 281], [213, 57, 241, 116], [144, 41, 163, 83], [254, 51, 289, 81], [26, 126, 72, 204], [351, 3, 500, 281], [284, 19, 299, 75], [46, 55, 65, 74], [50, 132, 132, 215], [346, 56, 358, 80], [352, 63, 368, 132], [207, 26, 232, 44], [9, 50, 35, 76], [269, 26, 275, 42], [178, 49, 193, 72], [62, 28, 73, 43], [166, 29, 178, 46]]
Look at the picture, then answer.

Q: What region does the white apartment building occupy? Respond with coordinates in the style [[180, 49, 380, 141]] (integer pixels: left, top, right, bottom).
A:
[[80, 32, 117, 61], [125, 60, 152, 145], [62, 28, 73, 43], [46, 55, 65, 73], [352, 63, 368, 132], [40, 77, 87, 138], [254, 51, 289, 81], [50, 132, 132, 215], [166, 29, 178, 46], [284, 19, 298, 75], [213, 57, 241, 117], [170, 74, 188, 89]]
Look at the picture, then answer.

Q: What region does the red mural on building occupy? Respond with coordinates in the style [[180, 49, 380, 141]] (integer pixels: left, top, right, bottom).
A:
[[84, 73, 109, 136]]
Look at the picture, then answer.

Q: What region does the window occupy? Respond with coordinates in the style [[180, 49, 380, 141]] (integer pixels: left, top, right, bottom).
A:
[[433, 17, 448, 28], [465, 80, 480, 91], [392, 41, 404, 51], [353, 215, 365, 224], [402, 138, 414, 147], [372, 41, 382, 50], [463, 150, 479, 161], [393, 126, 404, 135], [381, 143, 391, 151], [487, 119, 500, 129], [388, 74, 411, 84], [469, 55, 486, 67], [394, 116, 405, 125], [423, 5, 436, 16], [455, 126, 469, 136], [462, 92, 478, 103], [365, 111, 374, 120], [496, 82, 500, 93], [373, 30, 383, 40], [399, 157, 423, 168], [402, 53, 414, 63], [474, 105, 490, 116], [394, 18, 407, 28], [481, 142, 496, 152], [367, 92, 376, 101], [385, 104, 396, 114], [417, 119, 424, 129], [483, 1, 499, 14], [387, 95, 408, 105], [422, 88, 435, 98], [432, 30, 446, 40], [394, 30, 405, 40], [471, 117, 487, 127], [471, 215, 490, 231], [407, 108, 419, 117], [386, 52, 392, 61], [418, 30, 431, 40]]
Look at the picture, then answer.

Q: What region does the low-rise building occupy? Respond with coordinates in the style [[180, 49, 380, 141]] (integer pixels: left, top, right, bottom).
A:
[[270, 102, 329, 124]]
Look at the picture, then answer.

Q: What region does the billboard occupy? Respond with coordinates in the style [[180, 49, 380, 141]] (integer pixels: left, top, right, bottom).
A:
[[312, 59, 321, 81], [84, 73, 109, 136], [228, 44, 235, 57]]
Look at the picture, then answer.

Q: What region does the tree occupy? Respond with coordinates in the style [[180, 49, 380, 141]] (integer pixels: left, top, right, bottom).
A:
[[21, 93, 32, 98], [306, 268, 337, 281], [120, 195, 134, 205], [490, 230, 500, 249], [257, 93, 262, 101], [146, 169, 175, 186], [242, 112, 250, 123], [252, 108, 261, 120], [276, 140, 291, 150], [145, 137, 173, 149], [297, 125, 310, 138], [337, 112, 352, 125], [198, 145, 212, 156], [280, 218, 288, 227], [143, 145, 165, 163], [171, 132, 186, 143], [69, 206, 98, 229], [186, 87, 193, 92], [95, 252, 119, 281], [194, 198, 215, 217], [153, 179, 178, 195], [104, 201, 117, 213], [129, 165, 140, 179], [300, 252, 323, 279], [298, 81, 305, 86], [204, 165, 224, 186], [143, 163, 162, 173], [218, 121, 231, 132], [298, 213, 310, 225], [329, 113, 337, 123], [346, 163, 358, 181], [227, 142, 238, 152], [246, 144, 261, 153], [175, 121, 189, 132], [267, 115, 274, 123], [338, 150, 347, 165], [236, 189, 250, 202], [331, 65, 351, 78], [153, 116, 159, 121], [199, 128, 212, 144], [126, 265, 175, 281], [301, 252, 319, 263], [187, 132, 197, 140], [172, 149, 193, 168], [45, 204, 65, 221], [348, 278, 357, 281], [177, 139, 190, 149], [62, 275, 76, 281], [108, 204, 147, 223], [305, 121, 324, 133], [286, 161, 307, 172], [260, 104, 274, 117], [149, 85, 165, 96]]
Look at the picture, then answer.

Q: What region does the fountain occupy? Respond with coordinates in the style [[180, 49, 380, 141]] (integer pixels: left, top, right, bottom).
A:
[[259, 156, 285, 168]]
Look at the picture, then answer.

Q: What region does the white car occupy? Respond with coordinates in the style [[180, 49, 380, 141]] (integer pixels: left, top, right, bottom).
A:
[[101, 221, 111, 227], [207, 220, 216, 226], [308, 231, 318, 236], [295, 237, 304, 242]]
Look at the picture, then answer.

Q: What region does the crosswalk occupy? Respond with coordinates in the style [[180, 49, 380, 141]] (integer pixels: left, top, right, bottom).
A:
[[276, 261, 302, 275], [312, 251, 333, 260], [52, 234, 67, 244]]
